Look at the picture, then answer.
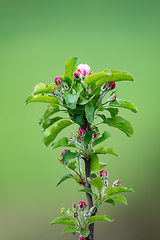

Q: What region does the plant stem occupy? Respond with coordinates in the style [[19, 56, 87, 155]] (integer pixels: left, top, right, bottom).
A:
[[85, 159, 94, 240]]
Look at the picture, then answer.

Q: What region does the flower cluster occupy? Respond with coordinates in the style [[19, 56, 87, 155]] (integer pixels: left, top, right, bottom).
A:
[[74, 64, 91, 82]]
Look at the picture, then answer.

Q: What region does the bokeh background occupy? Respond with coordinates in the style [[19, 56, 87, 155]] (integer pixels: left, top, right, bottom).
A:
[[0, 0, 160, 239]]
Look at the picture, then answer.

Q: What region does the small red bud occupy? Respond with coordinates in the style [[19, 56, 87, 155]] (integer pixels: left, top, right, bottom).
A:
[[93, 133, 97, 138], [79, 235, 85, 240], [54, 77, 61, 86], [103, 84, 107, 90], [78, 129, 85, 136], [109, 81, 115, 89], [52, 90, 56, 95], [74, 72, 79, 78], [74, 212, 78, 218], [79, 201, 86, 209], [77, 137, 82, 141], [61, 149, 68, 156]]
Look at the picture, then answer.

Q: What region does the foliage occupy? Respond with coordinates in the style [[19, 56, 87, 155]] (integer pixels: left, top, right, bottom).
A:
[[26, 57, 137, 239]]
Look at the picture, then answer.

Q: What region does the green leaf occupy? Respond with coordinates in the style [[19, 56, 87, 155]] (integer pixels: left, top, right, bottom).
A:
[[104, 107, 119, 118], [84, 70, 134, 87], [97, 114, 106, 121], [71, 113, 84, 125], [96, 70, 134, 86], [25, 94, 59, 105], [87, 177, 104, 193], [68, 162, 76, 170], [88, 215, 114, 224], [51, 137, 76, 149], [66, 208, 74, 217], [33, 83, 54, 95], [63, 150, 79, 162], [94, 147, 120, 158], [43, 104, 59, 120], [51, 217, 77, 226], [78, 188, 96, 198], [80, 230, 90, 238], [105, 199, 116, 206], [43, 120, 73, 146], [84, 131, 93, 146], [98, 162, 107, 170], [61, 226, 78, 234], [84, 72, 110, 85], [102, 116, 134, 137], [42, 116, 63, 131], [108, 195, 128, 205], [92, 131, 111, 147], [56, 174, 74, 186], [109, 98, 138, 113], [85, 101, 95, 123], [64, 83, 83, 109], [78, 94, 96, 105], [90, 154, 99, 172], [64, 57, 79, 81], [106, 186, 134, 196]]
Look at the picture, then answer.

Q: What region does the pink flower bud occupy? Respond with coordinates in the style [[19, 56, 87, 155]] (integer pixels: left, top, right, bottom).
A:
[[52, 90, 56, 95], [93, 133, 97, 138], [64, 85, 68, 89], [74, 71, 79, 78], [73, 203, 77, 210], [104, 180, 108, 187], [69, 137, 73, 140], [77, 137, 82, 141], [113, 96, 116, 101], [79, 201, 86, 209], [61, 149, 68, 156], [78, 129, 85, 136], [77, 64, 91, 76], [89, 72, 91, 75], [100, 169, 109, 178], [74, 212, 78, 218], [59, 159, 64, 163], [54, 77, 61, 86], [109, 81, 115, 89], [79, 235, 85, 240], [103, 84, 107, 90], [112, 179, 122, 187], [88, 88, 91, 93]]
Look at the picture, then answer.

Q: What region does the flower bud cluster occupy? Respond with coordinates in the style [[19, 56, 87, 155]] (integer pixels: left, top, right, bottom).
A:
[[102, 81, 116, 91], [100, 169, 109, 189], [74, 64, 91, 82], [58, 149, 69, 165], [52, 76, 69, 99]]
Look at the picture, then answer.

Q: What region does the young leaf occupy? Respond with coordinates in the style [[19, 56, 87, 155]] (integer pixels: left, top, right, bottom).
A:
[[51, 137, 76, 149], [43, 120, 73, 146], [92, 131, 111, 147], [41, 116, 63, 132], [56, 174, 74, 186], [106, 186, 134, 196], [84, 131, 93, 146], [43, 104, 59, 120], [98, 162, 107, 170], [64, 83, 83, 109], [104, 107, 119, 118], [51, 217, 77, 226], [68, 162, 76, 170], [63, 150, 79, 162], [78, 188, 96, 199], [94, 147, 120, 158], [66, 208, 74, 217], [97, 114, 106, 121], [87, 177, 104, 193], [85, 101, 95, 123], [80, 230, 90, 238], [105, 199, 116, 206], [25, 94, 59, 105], [102, 116, 134, 137], [33, 83, 54, 95], [90, 154, 99, 172], [61, 226, 78, 234], [109, 98, 138, 113], [64, 57, 79, 81], [108, 195, 128, 205], [88, 215, 114, 224]]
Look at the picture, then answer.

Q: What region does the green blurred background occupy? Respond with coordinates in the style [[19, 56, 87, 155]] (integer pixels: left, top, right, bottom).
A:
[[0, 0, 159, 239]]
